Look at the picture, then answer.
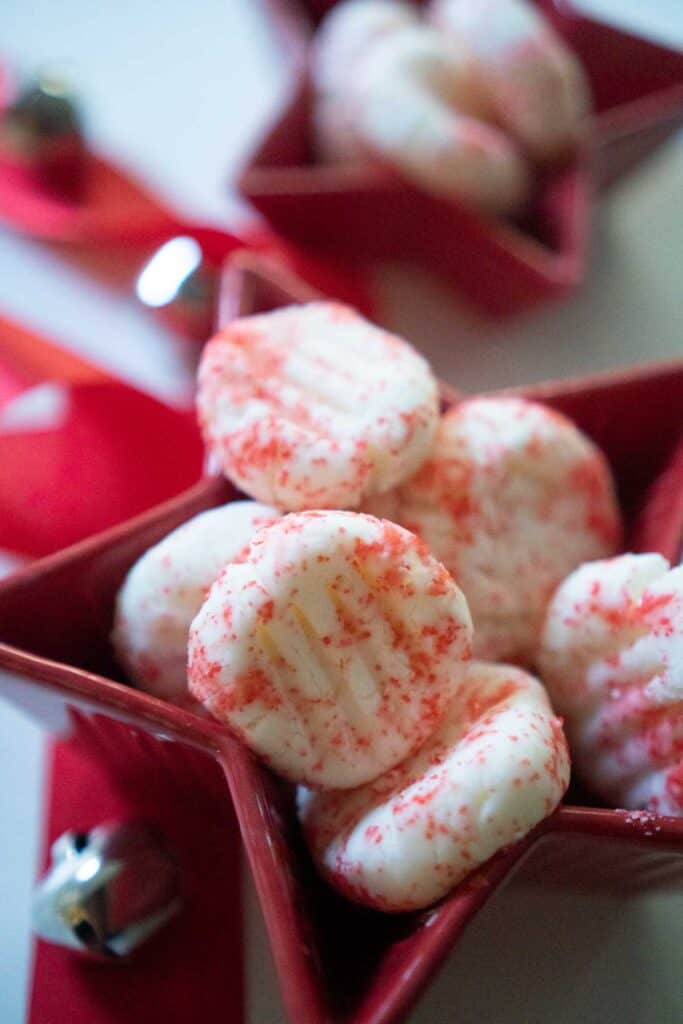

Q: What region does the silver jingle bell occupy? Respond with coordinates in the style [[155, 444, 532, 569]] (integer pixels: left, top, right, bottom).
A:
[[135, 235, 217, 340], [32, 820, 182, 959], [0, 68, 86, 200]]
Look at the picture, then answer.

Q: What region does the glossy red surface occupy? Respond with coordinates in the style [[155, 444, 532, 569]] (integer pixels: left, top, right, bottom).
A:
[[239, 0, 683, 317], [1, 257, 682, 1023]]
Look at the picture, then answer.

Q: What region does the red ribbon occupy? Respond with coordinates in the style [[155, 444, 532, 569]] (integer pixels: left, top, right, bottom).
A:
[[0, 69, 373, 316], [0, 317, 204, 559]]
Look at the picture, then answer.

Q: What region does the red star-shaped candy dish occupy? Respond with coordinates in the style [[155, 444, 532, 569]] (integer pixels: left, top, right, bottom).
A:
[[2, 254, 683, 1024], [239, 0, 683, 317]]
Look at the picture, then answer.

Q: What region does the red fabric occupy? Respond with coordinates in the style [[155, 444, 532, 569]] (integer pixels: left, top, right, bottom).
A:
[[0, 79, 373, 317], [0, 381, 203, 557], [0, 317, 204, 558], [29, 741, 244, 1024], [0, 151, 185, 245]]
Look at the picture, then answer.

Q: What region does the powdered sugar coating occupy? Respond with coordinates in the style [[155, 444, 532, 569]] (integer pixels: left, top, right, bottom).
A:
[[365, 397, 621, 664], [197, 303, 439, 511], [112, 500, 279, 704], [538, 554, 683, 816], [429, 0, 590, 162], [188, 510, 473, 788], [298, 661, 569, 911]]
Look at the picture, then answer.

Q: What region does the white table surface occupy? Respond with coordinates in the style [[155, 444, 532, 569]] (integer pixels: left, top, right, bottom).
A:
[[0, 2, 682, 1022]]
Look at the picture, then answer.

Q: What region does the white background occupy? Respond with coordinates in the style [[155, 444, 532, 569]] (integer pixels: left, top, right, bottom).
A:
[[0, 1, 682, 1021]]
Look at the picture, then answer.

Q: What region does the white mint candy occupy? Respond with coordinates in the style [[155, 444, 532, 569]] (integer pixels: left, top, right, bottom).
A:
[[312, 0, 421, 165], [314, 18, 529, 214], [539, 554, 683, 815], [298, 662, 569, 911], [188, 510, 473, 788], [112, 500, 279, 704], [312, 0, 418, 99], [365, 397, 621, 664], [196, 303, 439, 511], [429, 0, 591, 162], [349, 25, 529, 214]]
